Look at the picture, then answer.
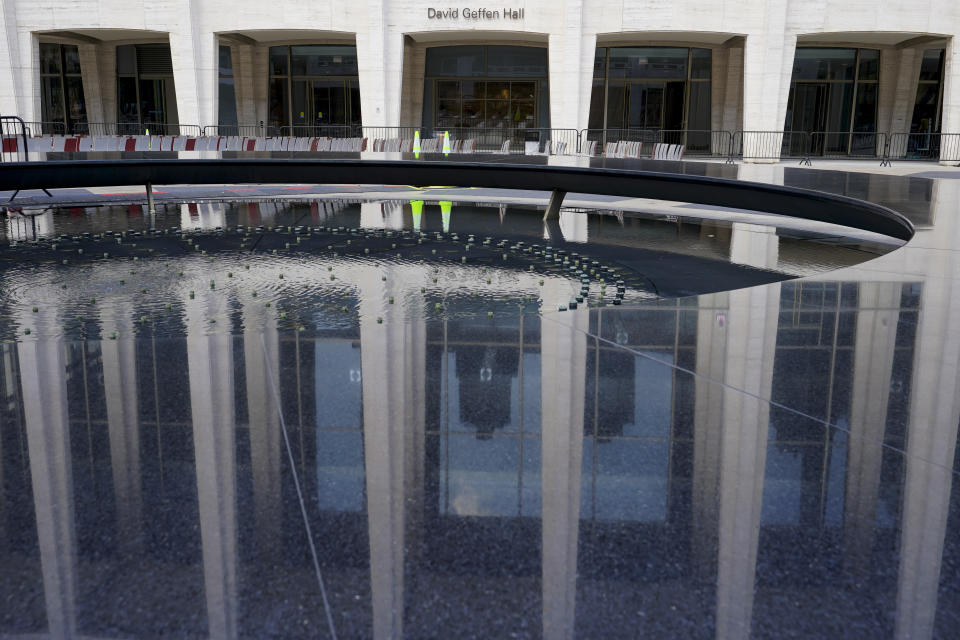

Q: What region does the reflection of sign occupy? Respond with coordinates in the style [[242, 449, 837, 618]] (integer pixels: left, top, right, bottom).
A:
[[716, 312, 726, 327], [427, 7, 525, 19]]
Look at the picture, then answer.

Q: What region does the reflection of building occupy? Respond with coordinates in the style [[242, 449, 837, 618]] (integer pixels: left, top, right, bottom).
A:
[[1, 183, 959, 637]]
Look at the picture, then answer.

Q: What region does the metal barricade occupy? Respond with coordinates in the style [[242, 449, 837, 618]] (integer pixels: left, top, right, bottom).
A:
[[657, 130, 734, 158], [732, 131, 811, 164], [278, 124, 355, 138], [580, 128, 660, 156], [810, 131, 885, 158], [887, 132, 960, 163], [22, 121, 67, 136], [1, 116, 29, 162], [202, 124, 280, 137]]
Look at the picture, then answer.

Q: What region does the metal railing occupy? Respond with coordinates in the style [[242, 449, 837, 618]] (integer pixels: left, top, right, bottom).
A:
[[76, 122, 201, 136], [22, 121, 67, 136], [810, 131, 886, 158], [1, 116, 29, 162], [581, 128, 659, 154], [887, 132, 960, 163], [204, 123, 281, 137], [731, 131, 812, 164]]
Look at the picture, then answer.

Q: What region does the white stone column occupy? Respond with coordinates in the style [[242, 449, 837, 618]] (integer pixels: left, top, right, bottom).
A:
[[19, 332, 77, 639], [741, 0, 794, 162], [357, 0, 405, 127], [96, 44, 117, 125], [100, 306, 143, 550], [548, 0, 594, 131], [877, 48, 923, 142], [843, 283, 901, 571], [232, 43, 257, 125], [540, 284, 587, 640], [895, 180, 960, 638], [243, 304, 282, 559], [253, 45, 269, 127], [399, 38, 425, 128], [186, 295, 238, 640], [359, 267, 426, 640], [939, 37, 960, 164], [0, 0, 21, 116], [169, 6, 218, 128], [714, 280, 780, 639]]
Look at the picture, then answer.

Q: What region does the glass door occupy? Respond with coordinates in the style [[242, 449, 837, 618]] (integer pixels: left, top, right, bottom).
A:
[[627, 83, 663, 130], [787, 83, 827, 155]]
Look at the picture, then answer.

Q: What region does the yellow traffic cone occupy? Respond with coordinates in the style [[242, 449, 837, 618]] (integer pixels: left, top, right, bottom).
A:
[[413, 130, 421, 158], [411, 200, 424, 231], [442, 131, 451, 155], [440, 201, 452, 233]]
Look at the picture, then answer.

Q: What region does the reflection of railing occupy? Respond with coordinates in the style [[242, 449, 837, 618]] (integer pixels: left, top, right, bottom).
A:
[[1, 115, 29, 163], [810, 131, 886, 158], [78, 122, 202, 136], [0, 157, 915, 241], [887, 132, 960, 163]]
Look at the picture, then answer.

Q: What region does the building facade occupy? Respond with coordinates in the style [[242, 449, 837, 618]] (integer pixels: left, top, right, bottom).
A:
[[0, 0, 957, 156]]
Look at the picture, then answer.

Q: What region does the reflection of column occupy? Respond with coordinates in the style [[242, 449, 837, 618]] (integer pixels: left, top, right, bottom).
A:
[[692, 291, 729, 576], [243, 304, 282, 560], [359, 268, 426, 640], [895, 181, 960, 639], [101, 305, 143, 550], [844, 283, 901, 571], [715, 282, 780, 640], [360, 201, 404, 230], [729, 223, 778, 270], [78, 43, 107, 124], [541, 289, 588, 640], [186, 294, 238, 640], [19, 332, 77, 639]]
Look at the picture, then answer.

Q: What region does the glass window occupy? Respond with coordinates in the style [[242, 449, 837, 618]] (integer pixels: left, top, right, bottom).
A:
[[853, 83, 877, 132], [609, 47, 688, 79], [39, 43, 61, 74], [40, 77, 64, 123], [218, 45, 237, 127], [116, 45, 137, 76], [792, 48, 856, 81], [486, 46, 548, 77], [290, 45, 358, 76], [269, 46, 288, 76], [919, 49, 944, 81], [425, 46, 484, 77], [63, 46, 81, 75], [690, 48, 711, 79], [593, 47, 607, 78], [268, 78, 287, 127], [858, 49, 879, 81]]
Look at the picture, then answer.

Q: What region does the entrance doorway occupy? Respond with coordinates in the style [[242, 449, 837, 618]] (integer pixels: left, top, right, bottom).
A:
[[290, 79, 359, 133]]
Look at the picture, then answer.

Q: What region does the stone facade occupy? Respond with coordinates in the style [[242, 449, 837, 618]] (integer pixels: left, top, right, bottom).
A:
[[0, 0, 957, 156]]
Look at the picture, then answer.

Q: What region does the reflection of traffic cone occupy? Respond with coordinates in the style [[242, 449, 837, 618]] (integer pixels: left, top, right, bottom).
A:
[[411, 200, 424, 231], [440, 201, 452, 233], [442, 131, 451, 155], [413, 130, 421, 158]]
